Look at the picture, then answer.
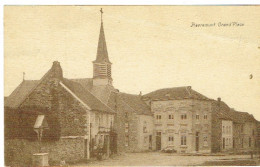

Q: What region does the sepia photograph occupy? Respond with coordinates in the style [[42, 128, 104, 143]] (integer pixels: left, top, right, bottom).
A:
[[3, 5, 260, 166]]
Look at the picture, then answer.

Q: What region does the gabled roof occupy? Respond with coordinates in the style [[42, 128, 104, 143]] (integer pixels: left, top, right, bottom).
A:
[[118, 93, 152, 116], [70, 78, 115, 104], [93, 22, 111, 63], [211, 100, 233, 121], [229, 109, 257, 123], [5, 80, 40, 109], [143, 86, 211, 101], [211, 100, 257, 123], [62, 78, 115, 114]]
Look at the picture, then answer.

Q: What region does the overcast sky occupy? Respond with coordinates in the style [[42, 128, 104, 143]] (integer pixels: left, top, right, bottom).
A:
[[4, 6, 260, 119]]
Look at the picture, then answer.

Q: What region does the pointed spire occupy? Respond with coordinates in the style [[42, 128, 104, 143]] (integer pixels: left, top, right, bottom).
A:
[[23, 72, 25, 81], [94, 8, 111, 64]]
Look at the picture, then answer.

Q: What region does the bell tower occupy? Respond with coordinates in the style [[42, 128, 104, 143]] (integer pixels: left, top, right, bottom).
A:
[[93, 8, 113, 86]]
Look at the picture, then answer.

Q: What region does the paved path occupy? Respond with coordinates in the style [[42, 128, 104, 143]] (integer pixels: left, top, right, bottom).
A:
[[75, 152, 252, 166]]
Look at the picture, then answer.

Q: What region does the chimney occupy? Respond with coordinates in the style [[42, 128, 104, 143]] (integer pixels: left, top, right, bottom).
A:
[[187, 86, 192, 90], [217, 97, 221, 102], [51, 61, 63, 79], [217, 97, 221, 109], [139, 91, 142, 97]]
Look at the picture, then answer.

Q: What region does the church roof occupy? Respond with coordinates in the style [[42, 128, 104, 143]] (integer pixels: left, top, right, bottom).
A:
[[70, 78, 151, 116], [62, 78, 115, 113], [143, 86, 211, 101], [93, 22, 111, 64]]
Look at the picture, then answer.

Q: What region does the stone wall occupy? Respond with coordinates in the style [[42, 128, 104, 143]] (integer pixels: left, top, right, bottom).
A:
[[5, 137, 85, 166]]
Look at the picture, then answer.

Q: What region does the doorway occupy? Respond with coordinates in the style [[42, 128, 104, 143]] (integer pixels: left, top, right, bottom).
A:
[[156, 132, 161, 150], [149, 135, 152, 150], [195, 132, 199, 152]]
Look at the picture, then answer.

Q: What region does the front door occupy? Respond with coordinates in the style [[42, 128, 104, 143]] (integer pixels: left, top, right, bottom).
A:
[[156, 132, 161, 150], [196, 132, 199, 152], [149, 135, 152, 150]]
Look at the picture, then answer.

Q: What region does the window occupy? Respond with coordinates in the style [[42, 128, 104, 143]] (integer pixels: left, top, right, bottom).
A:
[[223, 126, 225, 134], [253, 130, 255, 135], [241, 138, 244, 148], [168, 136, 174, 146], [249, 137, 252, 147], [125, 112, 128, 119], [143, 121, 147, 133], [241, 125, 244, 133], [156, 115, 162, 120], [181, 135, 187, 146], [196, 114, 199, 120], [169, 114, 174, 120], [204, 114, 208, 120], [156, 115, 162, 123], [125, 135, 129, 146], [125, 123, 129, 133], [203, 136, 208, 146], [181, 114, 187, 120]]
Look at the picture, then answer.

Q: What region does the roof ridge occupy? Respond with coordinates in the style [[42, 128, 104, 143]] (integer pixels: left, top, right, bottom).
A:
[[17, 69, 52, 108], [68, 78, 92, 80]]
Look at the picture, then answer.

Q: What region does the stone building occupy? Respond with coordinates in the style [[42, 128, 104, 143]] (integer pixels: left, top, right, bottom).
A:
[[4, 10, 154, 166], [4, 61, 116, 166], [142, 86, 212, 153], [211, 98, 258, 153]]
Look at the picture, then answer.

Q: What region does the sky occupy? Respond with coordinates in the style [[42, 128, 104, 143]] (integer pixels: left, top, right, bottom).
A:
[[4, 6, 260, 119]]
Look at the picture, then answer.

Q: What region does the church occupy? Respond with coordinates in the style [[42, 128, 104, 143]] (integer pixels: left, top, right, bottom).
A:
[[4, 9, 259, 166]]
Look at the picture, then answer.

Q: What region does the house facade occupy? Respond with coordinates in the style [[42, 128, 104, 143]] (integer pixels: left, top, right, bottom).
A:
[[211, 98, 258, 153], [143, 87, 212, 153]]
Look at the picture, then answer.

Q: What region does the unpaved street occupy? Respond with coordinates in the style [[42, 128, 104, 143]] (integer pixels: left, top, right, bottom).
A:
[[75, 152, 253, 166]]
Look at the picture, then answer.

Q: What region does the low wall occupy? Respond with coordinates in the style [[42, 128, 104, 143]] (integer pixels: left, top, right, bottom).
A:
[[5, 137, 85, 166]]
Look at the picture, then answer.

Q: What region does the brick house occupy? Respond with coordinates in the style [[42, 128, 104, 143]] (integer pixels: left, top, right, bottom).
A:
[[142, 86, 212, 153]]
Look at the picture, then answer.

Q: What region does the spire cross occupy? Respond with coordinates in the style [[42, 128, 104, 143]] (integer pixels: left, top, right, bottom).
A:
[[100, 8, 103, 22]]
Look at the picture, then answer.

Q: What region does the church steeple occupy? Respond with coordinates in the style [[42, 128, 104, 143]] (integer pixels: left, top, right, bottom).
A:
[[93, 8, 113, 86]]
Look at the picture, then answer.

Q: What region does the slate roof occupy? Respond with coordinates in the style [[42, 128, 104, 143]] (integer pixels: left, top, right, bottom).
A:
[[62, 78, 115, 113], [71, 78, 151, 116], [5, 80, 40, 109], [143, 86, 211, 101], [211, 100, 257, 123], [93, 22, 111, 63], [70, 78, 115, 104], [118, 93, 152, 116], [211, 100, 233, 121]]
